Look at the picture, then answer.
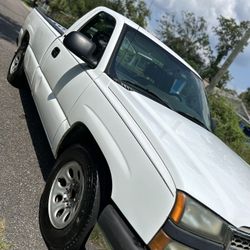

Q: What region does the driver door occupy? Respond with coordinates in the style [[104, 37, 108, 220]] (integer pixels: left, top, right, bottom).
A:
[[40, 11, 116, 117], [31, 12, 116, 143]]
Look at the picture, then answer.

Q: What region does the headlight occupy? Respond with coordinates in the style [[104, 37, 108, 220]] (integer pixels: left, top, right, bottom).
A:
[[170, 192, 228, 243], [149, 191, 230, 250]]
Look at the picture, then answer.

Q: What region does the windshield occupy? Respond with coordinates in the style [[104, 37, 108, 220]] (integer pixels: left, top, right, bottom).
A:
[[108, 27, 211, 130]]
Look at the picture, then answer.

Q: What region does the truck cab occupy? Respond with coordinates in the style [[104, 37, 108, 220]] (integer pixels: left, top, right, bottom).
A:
[[7, 6, 250, 250]]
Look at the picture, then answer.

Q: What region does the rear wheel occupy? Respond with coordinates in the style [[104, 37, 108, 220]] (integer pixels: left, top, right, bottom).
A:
[[39, 145, 100, 250], [7, 46, 26, 88]]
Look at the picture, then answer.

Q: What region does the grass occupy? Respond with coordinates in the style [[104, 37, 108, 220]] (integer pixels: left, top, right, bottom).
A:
[[0, 219, 10, 250], [89, 225, 111, 250], [22, 0, 33, 7]]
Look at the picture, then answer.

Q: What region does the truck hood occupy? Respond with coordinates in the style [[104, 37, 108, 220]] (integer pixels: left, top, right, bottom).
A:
[[110, 84, 250, 228]]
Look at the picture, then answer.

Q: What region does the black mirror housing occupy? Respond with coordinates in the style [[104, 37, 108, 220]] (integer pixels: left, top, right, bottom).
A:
[[63, 31, 97, 68]]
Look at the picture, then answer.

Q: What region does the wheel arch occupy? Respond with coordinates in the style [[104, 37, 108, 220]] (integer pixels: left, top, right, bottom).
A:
[[56, 122, 113, 211], [18, 30, 30, 48]]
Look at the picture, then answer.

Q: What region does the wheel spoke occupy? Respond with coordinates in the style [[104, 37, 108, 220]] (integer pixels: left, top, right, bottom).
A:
[[61, 165, 73, 183], [9, 50, 23, 74], [48, 161, 85, 229], [51, 201, 67, 217], [56, 207, 69, 225], [61, 208, 72, 224], [53, 179, 66, 195], [73, 165, 82, 182]]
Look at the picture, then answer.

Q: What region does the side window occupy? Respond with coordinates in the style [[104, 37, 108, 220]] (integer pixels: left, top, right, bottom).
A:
[[79, 12, 116, 63]]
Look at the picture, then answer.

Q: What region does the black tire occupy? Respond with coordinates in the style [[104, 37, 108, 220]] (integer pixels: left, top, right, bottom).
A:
[[39, 145, 100, 250], [7, 46, 26, 88]]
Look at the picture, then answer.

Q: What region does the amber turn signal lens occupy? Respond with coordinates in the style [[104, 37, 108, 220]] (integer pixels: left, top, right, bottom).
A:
[[149, 230, 171, 250], [170, 192, 186, 224]]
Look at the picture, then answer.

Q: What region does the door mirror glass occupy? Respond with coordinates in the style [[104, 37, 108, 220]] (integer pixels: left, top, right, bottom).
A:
[[63, 31, 97, 68]]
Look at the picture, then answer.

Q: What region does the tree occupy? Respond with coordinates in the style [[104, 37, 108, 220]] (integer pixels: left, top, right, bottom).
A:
[[48, 0, 150, 27], [213, 17, 250, 67], [202, 61, 232, 89], [207, 27, 250, 93], [199, 16, 250, 89], [123, 0, 150, 28], [49, 0, 106, 17], [157, 11, 212, 75], [157, 12, 250, 91]]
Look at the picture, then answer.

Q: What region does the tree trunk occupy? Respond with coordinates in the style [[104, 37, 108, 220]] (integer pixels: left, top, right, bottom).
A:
[[207, 28, 250, 94]]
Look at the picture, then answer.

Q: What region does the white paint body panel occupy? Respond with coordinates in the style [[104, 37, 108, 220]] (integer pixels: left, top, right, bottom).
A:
[[20, 8, 175, 242], [40, 38, 93, 117], [31, 67, 67, 147], [19, 6, 250, 244], [109, 84, 250, 228], [67, 78, 175, 242]]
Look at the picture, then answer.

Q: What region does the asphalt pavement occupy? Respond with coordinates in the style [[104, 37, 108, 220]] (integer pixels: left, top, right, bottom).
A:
[[0, 1, 97, 249], [0, 0, 54, 249]]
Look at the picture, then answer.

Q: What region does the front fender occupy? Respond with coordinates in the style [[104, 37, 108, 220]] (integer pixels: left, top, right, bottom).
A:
[[63, 83, 175, 243]]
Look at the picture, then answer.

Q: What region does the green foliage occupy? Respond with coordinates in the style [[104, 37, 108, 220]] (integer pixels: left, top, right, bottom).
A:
[[89, 225, 111, 249], [49, 12, 77, 28], [22, 0, 33, 7], [213, 16, 250, 66], [157, 12, 211, 75], [157, 12, 249, 89], [48, 0, 150, 28], [206, 17, 250, 89], [123, 0, 150, 28], [0, 219, 10, 250], [202, 63, 232, 88], [239, 87, 250, 112], [209, 95, 250, 164]]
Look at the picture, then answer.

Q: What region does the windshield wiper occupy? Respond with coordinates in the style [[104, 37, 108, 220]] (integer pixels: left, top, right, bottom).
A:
[[112, 78, 209, 130], [176, 110, 208, 130], [112, 78, 173, 110]]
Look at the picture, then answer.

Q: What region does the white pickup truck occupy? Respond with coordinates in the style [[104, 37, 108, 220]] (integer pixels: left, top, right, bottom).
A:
[[7, 6, 250, 250]]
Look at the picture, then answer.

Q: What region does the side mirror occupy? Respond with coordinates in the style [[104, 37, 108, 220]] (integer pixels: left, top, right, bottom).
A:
[[63, 31, 97, 68]]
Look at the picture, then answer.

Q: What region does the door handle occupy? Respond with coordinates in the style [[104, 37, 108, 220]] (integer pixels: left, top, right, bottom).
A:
[[51, 47, 60, 58]]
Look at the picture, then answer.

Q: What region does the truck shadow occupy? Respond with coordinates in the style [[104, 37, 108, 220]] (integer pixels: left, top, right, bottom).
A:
[[0, 11, 21, 44], [19, 87, 55, 181]]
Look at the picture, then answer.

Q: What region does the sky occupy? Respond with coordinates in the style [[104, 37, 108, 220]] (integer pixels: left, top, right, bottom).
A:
[[145, 0, 250, 93]]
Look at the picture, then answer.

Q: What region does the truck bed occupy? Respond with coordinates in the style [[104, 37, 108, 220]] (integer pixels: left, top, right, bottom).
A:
[[35, 7, 66, 35]]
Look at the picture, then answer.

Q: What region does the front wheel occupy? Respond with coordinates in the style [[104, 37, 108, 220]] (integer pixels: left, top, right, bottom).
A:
[[7, 46, 26, 88], [39, 145, 100, 250]]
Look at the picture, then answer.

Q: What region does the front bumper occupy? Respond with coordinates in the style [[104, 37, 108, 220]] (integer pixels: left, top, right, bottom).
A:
[[98, 205, 147, 250], [98, 204, 250, 250], [162, 219, 250, 250]]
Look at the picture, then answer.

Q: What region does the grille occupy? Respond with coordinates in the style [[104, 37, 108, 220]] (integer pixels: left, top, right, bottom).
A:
[[229, 234, 250, 250]]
